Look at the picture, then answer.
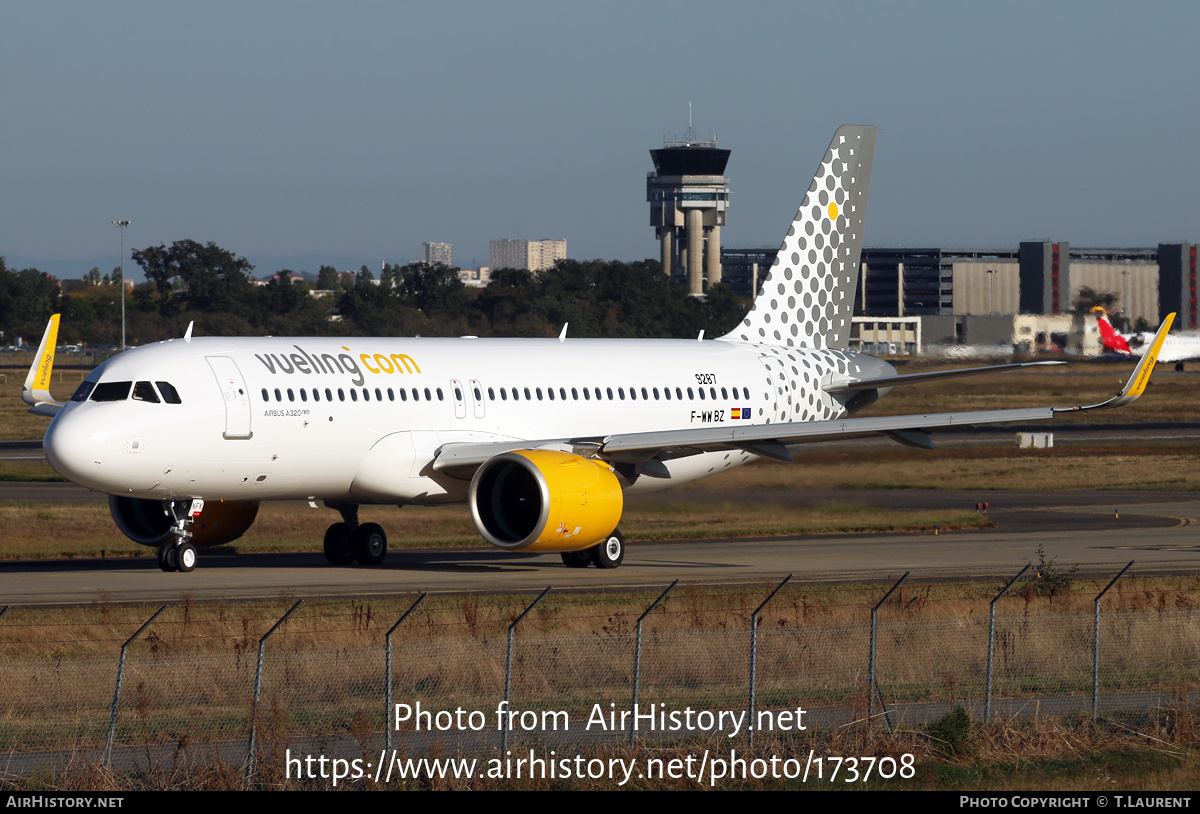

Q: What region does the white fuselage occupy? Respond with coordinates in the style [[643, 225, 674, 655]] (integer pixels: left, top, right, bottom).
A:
[[43, 335, 893, 505]]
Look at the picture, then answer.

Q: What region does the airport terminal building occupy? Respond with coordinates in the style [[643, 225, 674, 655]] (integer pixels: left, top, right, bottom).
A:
[[721, 241, 1197, 353]]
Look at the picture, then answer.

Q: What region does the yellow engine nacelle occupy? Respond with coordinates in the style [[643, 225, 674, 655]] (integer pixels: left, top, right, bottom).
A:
[[109, 496, 260, 548], [469, 450, 623, 552]]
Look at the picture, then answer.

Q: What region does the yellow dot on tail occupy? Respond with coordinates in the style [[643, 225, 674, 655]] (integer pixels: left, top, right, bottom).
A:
[[828, 202, 839, 220]]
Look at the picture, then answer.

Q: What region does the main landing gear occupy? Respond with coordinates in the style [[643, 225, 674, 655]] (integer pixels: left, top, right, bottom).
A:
[[560, 530, 625, 570], [157, 500, 198, 573], [323, 503, 389, 566]]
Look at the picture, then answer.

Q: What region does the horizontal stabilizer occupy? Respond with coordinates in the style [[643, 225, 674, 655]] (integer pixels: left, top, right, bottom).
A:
[[824, 361, 1063, 393]]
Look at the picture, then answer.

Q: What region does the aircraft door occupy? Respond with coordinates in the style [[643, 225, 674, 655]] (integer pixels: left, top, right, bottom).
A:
[[450, 379, 467, 419], [469, 379, 486, 419], [206, 356, 253, 439], [757, 355, 787, 424]]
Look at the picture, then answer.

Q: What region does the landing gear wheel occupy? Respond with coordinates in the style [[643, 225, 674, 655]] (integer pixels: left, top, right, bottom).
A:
[[157, 544, 178, 573], [352, 522, 388, 565], [561, 549, 592, 569], [323, 522, 355, 565], [590, 530, 625, 570], [176, 542, 197, 572]]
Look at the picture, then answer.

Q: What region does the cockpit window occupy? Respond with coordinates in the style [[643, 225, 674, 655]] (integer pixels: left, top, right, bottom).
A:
[[156, 382, 182, 404], [90, 381, 132, 402], [132, 381, 160, 403], [70, 381, 96, 402]]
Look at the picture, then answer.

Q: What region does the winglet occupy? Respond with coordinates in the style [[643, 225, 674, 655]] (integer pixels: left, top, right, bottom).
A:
[[1058, 312, 1174, 412], [558, 323, 568, 342], [184, 321, 194, 342], [22, 314, 64, 416]]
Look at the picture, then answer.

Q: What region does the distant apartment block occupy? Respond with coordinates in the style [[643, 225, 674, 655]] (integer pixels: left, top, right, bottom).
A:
[[421, 241, 454, 266], [488, 239, 566, 272]]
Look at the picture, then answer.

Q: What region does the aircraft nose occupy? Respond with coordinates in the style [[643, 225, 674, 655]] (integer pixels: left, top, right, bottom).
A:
[[43, 409, 109, 488]]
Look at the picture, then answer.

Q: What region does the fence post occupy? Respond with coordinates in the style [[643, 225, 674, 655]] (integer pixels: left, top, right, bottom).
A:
[[1093, 562, 1133, 721], [631, 580, 678, 742], [502, 587, 552, 754], [246, 599, 303, 784], [106, 604, 169, 768], [869, 572, 908, 728], [386, 593, 427, 753], [749, 575, 792, 748], [986, 563, 1030, 722]]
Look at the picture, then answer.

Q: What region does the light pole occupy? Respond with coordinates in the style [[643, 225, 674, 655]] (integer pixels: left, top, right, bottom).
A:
[[112, 219, 132, 349], [986, 268, 997, 316], [1121, 269, 1130, 330]]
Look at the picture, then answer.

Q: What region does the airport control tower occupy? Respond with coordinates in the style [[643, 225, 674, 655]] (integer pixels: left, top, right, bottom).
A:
[[647, 130, 730, 295]]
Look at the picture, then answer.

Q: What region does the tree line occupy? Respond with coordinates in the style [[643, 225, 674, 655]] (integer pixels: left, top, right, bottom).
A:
[[0, 240, 751, 346]]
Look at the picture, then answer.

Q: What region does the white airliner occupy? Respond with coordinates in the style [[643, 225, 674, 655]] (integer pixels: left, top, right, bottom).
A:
[[24, 126, 1174, 573], [1093, 307, 1200, 364]]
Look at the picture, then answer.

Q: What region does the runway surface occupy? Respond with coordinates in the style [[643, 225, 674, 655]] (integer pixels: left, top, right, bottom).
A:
[[1, 485, 1198, 605]]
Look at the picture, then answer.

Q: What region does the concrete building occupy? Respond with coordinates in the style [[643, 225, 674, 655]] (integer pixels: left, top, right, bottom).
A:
[[722, 242, 1190, 329], [488, 239, 566, 272], [421, 242, 454, 266], [647, 134, 730, 295]]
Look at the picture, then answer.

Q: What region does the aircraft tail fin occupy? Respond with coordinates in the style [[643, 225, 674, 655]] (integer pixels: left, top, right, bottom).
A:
[[719, 125, 877, 350], [1091, 306, 1132, 354], [22, 314, 64, 416]]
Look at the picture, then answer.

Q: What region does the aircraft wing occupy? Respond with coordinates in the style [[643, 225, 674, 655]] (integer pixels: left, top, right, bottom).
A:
[[22, 314, 64, 417], [434, 315, 1174, 474]]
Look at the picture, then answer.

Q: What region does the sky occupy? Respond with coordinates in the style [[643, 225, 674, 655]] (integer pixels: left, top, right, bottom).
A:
[[3, 1, 1198, 279]]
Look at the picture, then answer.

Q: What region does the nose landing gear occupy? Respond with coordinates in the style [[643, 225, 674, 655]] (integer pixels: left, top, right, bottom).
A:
[[157, 499, 199, 573]]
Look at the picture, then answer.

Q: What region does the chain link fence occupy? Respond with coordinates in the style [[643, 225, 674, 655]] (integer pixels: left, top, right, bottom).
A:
[[2, 575, 1199, 775]]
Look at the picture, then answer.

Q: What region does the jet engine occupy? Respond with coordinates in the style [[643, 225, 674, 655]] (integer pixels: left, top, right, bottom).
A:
[[109, 496, 259, 548], [469, 450, 622, 552]]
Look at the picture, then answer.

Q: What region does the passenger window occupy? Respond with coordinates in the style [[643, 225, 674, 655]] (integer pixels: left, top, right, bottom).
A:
[[721, 387, 728, 399], [559, 388, 567, 400], [70, 381, 96, 402], [287, 388, 295, 402], [312, 388, 320, 402], [571, 388, 578, 400], [362, 389, 370, 402], [412, 388, 420, 401], [583, 388, 591, 400], [501, 389, 508, 401], [274, 388, 282, 401], [653, 388, 660, 400], [664, 387, 671, 401], [426, 388, 434, 401], [488, 387, 495, 400], [350, 389, 357, 402], [593, 387, 601, 400], [154, 381, 181, 404], [512, 388, 519, 402], [455, 387, 463, 401], [676, 387, 683, 399], [618, 388, 625, 400], [743, 387, 750, 400], [524, 387, 531, 400], [400, 388, 408, 401], [132, 381, 160, 403], [606, 387, 613, 400], [687, 387, 694, 399], [338, 389, 345, 401], [325, 388, 333, 401], [376, 388, 383, 401], [300, 389, 308, 402], [547, 388, 555, 401], [474, 387, 482, 401], [388, 388, 395, 401], [535, 387, 543, 401], [630, 387, 637, 401], [698, 388, 705, 400], [260, 388, 269, 402], [641, 387, 649, 400], [436, 388, 443, 401], [710, 387, 716, 400]]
